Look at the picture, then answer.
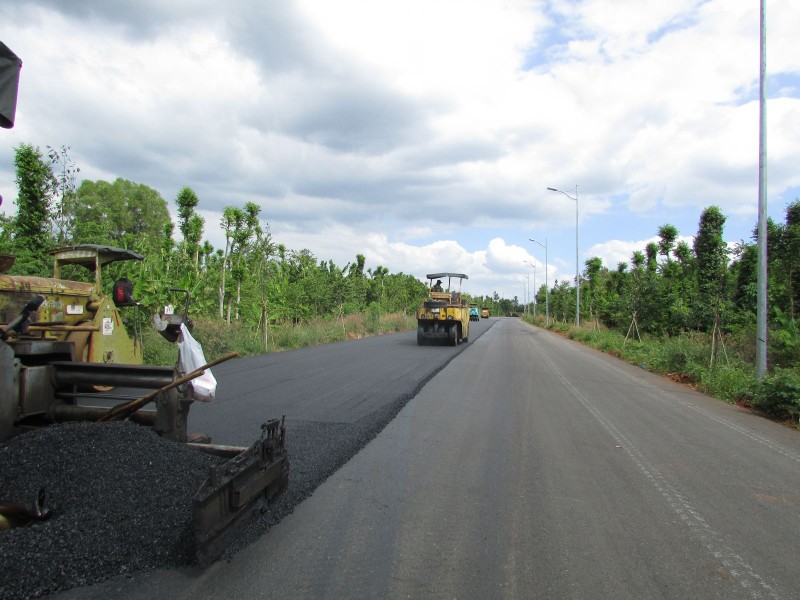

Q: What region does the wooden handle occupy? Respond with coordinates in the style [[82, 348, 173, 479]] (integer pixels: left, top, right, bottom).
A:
[[98, 351, 240, 422]]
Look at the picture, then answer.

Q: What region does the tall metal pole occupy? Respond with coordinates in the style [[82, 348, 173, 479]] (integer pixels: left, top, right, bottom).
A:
[[524, 275, 529, 316], [520, 273, 527, 316], [531, 262, 537, 318], [547, 186, 580, 326], [523, 260, 536, 318], [575, 184, 580, 327], [756, 0, 768, 379], [530, 238, 548, 324]]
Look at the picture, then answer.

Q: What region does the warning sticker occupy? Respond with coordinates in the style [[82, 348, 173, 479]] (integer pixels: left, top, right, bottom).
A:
[[102, 318, 113, 335]]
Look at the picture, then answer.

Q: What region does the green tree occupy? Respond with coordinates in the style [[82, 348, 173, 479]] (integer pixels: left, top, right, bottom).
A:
[[0, 214, 14, 254], [47, 144, 80, 245], [175, 186, 200, 262], [625, 249, 659, 333], [694, 206, 728, 331], [218, 206, 241, 320], [731, 241, 757, 317], [230, 202, 262, 321], [75, 178, 170, 252], [583, 256, 604, 326], [774, 199, 800, 318], [346, 253, 369, 312], [368, 265, 389, 307], [12, 143, 55, 274], [185, 213, 205, 272], [645, 242, 659, 272], [694, 206, 729, 366], [657, 224, 679, 261], [653, 224, 692, 334]]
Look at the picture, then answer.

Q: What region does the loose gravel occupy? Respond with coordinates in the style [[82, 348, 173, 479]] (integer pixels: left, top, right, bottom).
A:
[[0, 391, 413, 600], [0, 422, 223, 600]]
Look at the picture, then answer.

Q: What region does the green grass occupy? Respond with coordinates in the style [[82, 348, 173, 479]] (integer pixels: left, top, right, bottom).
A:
[[144, 310, 417, 365], [522, 315, 798, 426], [146, 310, 798, 427]]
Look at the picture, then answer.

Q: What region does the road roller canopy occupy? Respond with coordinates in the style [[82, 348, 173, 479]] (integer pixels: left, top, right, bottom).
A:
[[425, 272, 468, 295], [425, 273, 468, 280]]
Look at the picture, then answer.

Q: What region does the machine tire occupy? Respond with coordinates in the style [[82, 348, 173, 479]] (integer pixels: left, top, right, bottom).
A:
[[449, 323, 458, 346], [417, 324, 426, 346]]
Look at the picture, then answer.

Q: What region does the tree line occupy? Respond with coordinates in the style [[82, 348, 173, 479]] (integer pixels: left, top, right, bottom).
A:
[[535, 201, 800, 369], [4, 143, 797, 370], [1, 144, 430, 340]]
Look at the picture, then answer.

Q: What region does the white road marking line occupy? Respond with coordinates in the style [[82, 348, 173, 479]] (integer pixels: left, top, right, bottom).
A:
[[537, 346, 782, 600]]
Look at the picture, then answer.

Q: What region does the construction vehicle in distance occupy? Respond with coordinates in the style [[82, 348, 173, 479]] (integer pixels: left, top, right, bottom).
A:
[[0, 245, 288, 562], [469, 304, 480, 322], [481, 307, 490, 319], [416, 273, 469, 346]]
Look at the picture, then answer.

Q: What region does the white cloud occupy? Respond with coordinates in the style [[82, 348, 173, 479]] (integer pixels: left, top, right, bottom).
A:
[[586, 235, 700, 269], [586, 237, 659, 268], [1, 0, 798, 301]]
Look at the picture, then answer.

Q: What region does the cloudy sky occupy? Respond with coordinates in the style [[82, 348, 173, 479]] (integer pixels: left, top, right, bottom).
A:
[[1, 0, 799, 298]]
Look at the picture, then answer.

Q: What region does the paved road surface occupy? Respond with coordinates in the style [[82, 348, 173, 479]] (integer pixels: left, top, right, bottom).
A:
[[188, 317, 493, 446], [59, 318, 800, 599]]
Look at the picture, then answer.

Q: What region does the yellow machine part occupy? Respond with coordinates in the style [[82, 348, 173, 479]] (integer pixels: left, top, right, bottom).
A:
[[0, 274, 142, 365]]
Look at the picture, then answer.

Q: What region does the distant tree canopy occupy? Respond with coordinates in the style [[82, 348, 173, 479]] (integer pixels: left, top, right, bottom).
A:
[[549, 198, 799, 369], [1, 143, 430, 341], [10, 143, 55, 274], [3, 142, 798, 368], [74, 178, 171, 253]]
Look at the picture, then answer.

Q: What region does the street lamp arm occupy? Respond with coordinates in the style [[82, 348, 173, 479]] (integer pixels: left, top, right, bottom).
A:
[[547, 186, 577, 201], [529, 238, 545, 249]]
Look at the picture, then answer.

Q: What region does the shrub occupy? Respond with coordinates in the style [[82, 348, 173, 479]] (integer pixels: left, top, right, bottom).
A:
[[190, 317, 263, 359], [365, 303, 382, 334], [572, 327, 620, 354], [142, 327, 178, 366], [750, 368, 800, 421], [696, 364, 754, 402], [648, 332, 709, 375], [727, 323, 757, 365], [140, 311, 417, 363], [524, 318, 796, 421], [381, 311, 416, 333], [770, 308, 800, 368]]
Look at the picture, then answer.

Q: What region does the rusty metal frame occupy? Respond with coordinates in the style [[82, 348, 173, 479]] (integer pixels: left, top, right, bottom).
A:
[[192, 417, 289, 563]]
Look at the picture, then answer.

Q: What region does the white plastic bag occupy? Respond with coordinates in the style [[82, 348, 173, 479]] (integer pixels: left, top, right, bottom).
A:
[[177, 323, 217, 402]]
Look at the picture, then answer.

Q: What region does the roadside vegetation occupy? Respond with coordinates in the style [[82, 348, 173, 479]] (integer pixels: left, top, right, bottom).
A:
[[3, 143, 798, 425], [525, 315, 800, 424], [143, 310, 418, 365], [2, 143, 486, 363], [522, 199, 800, 428]]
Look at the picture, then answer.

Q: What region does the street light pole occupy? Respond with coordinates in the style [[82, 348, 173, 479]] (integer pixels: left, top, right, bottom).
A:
[[524, 260, 536, 318], [756, 0, 768, 379], [523, 276, 528, 316], [529, 238, 548, 324], [547, 185, 580, 326]]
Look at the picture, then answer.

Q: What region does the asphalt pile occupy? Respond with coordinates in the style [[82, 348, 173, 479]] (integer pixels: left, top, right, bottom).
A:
[[0, 392, 411, 600], [0, 422, 223, 600]]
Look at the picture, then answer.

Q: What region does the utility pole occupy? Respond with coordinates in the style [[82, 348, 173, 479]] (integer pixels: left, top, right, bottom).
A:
[[547, 186, 580, 326], [529, 238, 548, 325], [756, 0, 768, 379]]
